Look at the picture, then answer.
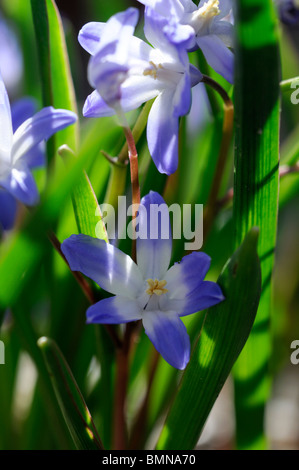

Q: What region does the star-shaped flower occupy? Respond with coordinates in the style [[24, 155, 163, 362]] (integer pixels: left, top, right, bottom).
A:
[[0, 72, 77, 231], [61, 191, 224, 369], [78, 7, 202, 175]]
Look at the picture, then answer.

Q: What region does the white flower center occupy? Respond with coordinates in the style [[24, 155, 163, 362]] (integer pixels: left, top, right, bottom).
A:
[[184, 0, 220, 34], [143, 61, 163, 80]]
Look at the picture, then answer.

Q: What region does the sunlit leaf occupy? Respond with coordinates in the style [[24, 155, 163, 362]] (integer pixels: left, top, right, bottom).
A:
[[232, 0, 281, 449], [157, 228, 261, 450], [37, 336, 104, 450]]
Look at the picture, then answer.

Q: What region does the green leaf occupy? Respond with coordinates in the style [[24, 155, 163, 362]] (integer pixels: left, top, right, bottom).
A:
[[232, 0, 281, 449], [73, 171, 108, 240], [37, 336, 103, 450], [156, 228, 261, 450], [58, 146, 108, 241], [31, 0, 78, 155]]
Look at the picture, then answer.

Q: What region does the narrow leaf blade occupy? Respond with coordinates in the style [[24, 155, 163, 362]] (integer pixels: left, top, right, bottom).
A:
[[157, 228, 261, 450], [37, 336, 104, 450]]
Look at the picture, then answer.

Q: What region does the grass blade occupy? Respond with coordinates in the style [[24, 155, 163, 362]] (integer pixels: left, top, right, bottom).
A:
[[37, 336, 104, 450]]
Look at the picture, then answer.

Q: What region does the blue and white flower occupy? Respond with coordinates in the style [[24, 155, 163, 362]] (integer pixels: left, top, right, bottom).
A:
[[61, 191, 224, 369], [138, 0, 234, 83], [0, 72, 77, 231], [78, 7, 202, 175]]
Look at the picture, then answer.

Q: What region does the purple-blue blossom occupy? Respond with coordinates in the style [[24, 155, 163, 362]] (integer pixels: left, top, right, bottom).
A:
[[78, 7, 202, 175], [275, 0, 299, 24], [0, 72, 77, 231], [61, 191, 224, 370], [137, 0, 234, 84]]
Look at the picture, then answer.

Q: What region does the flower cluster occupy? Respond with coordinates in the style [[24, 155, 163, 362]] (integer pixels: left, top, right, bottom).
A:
[[1, 1, 227, 371], [79, 1, 234, 175], [57, 0, 229, 370]]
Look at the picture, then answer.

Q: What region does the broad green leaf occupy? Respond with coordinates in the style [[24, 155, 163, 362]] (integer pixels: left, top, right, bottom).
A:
[[232, 0, 280, 449], [37, 336, 103, 450], [157, 228, 261, 450]]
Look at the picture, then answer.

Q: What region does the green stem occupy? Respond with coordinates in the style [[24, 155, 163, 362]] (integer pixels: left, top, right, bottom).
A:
[[201, 76, 234, 240], [118, 100, 154, 164]]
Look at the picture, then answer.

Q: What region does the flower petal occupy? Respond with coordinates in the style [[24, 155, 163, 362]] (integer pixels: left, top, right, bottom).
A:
[[166, 280, 225, 316], [0, 189, 17, 230], [86, 295, 142, 324], [172, 72, 192, 117], [217, 0, 233, 19], [211, 20, 234, 48], [86, 9, 141, 110], [11, 97, 45, 169], [11, 97, 37, 132], [147, 89, 179, 174], [278, 1, 299, 25], [83, 75, 160, 118], [144, 6, 188, 59], [61, 234, 144, 298], [11, 107, 77, 165], [78, 22, 105, 55], [136, 191, 172, 280], [88, 60, 129, 108], [138, 0, 186, 19], [189, 64, 203, 87], [97, 8, 139, 61], [83, 90, 115, 118], [196, 34, 234, 83], [1, 162, 39, 206], [23, 143, 45, 169], [179, 0, 198, 13], [164, 251, 212, 299], [142, 310, 190, 369], [0, 71, 13, 163]]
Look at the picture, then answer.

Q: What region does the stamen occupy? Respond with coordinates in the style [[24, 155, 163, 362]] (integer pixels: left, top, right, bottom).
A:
[[199, 0, 220, 19], [188, 0, 220, 31], [146, 279, 168, 296], [143, 61, 163, 80]]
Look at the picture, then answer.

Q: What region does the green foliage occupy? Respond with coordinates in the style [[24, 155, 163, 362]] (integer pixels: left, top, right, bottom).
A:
[[157, 228, 261, 449], [37, 337, 103, 450], [0, 0, 298, 452], [233, 0, 281, 449]]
